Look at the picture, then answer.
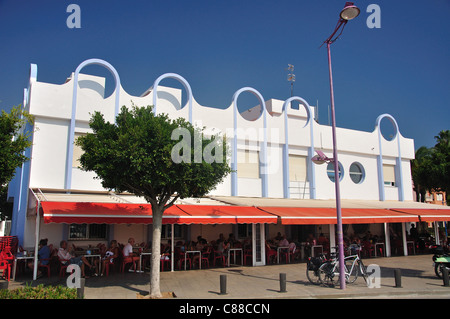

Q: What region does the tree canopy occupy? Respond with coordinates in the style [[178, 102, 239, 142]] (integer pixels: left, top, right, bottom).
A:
[[0, 106, 34, 219], [412, 130, 450, 204], [76, 105, 231, 297]]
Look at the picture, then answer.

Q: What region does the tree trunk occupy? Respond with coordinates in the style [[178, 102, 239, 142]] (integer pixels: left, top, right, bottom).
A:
[[149, 206, 163, 298]]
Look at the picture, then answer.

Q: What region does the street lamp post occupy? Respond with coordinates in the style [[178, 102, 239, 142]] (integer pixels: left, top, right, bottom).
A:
[[323, 2, 360, 290]]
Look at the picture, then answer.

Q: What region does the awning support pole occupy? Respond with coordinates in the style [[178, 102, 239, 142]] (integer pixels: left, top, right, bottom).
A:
[[329, 224, 336, 253], [171, 224, 174, 272], [402, 222, 408, 256], [33, 200, 41, 280], [384, 223, 391, 257], [434, 222, 440, 245]]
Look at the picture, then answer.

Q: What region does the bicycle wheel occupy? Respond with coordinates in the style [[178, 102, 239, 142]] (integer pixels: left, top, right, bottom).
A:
[[318, 262, 335, 287], [344, 258, 358, 284], [306, 262, 322, 285], [358, 259, 368, 282]]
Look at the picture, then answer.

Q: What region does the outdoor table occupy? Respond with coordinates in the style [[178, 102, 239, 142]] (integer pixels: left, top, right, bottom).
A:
[[311, 245, 323, 257], [375, 242, 385, 257], [139, 252, 151, 273], [227, 248, 243, 266], [277, 246, 290, 264], [12, 255, 34, 280], [185, 250, 201, 270]]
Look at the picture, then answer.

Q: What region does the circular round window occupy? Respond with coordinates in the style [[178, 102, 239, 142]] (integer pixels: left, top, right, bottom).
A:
[[349, 162, 365, 184], [326, 161, 344, 182]]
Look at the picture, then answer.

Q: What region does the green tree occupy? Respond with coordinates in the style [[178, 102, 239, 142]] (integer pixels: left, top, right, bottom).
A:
[[0, 105, 34, 219], [431, 130, 450, 204], [77, 105, 230, 297], [412, 130, 450, 205], [411, 146, 433, 202]]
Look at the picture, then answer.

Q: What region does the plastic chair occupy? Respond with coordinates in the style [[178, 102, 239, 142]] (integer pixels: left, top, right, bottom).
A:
[[213, 249, 226, 267], [175, 248, 191, 270], [200, 247, 211, 269], [38, 258, 52, 278], [0, 255, 11, 281], [244, 249, 252, 265], [266, 248, 277, 264], [160, 255, 171, 271], [121, 250, 136, 272], [362, 241, 374, 258], [58, 259, 70, 278]]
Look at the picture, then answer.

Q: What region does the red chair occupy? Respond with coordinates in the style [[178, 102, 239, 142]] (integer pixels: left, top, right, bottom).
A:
[[160, 254, 171, 271], [213, 249, 226, 267], [175, 248, 191, 270], [38, 258, 52, 278], [244, 249, 252, 265], [121, 250, 137, 272], [362, 241, 374, 258], [0, 255, 11, 281], [266, 247, 277, 264], [58, 259, 70, 278], [200, 247, 211, 269]]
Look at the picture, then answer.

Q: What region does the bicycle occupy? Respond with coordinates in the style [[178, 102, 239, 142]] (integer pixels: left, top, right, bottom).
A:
[[318, 249, 368, 287], [306, 253, 329, 285]]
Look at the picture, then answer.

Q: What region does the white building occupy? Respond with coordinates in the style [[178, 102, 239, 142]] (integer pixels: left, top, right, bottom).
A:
[[7, 59, 450, 274]]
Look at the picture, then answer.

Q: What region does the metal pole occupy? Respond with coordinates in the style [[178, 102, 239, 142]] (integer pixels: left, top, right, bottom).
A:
[[327, 41, 346, 290]]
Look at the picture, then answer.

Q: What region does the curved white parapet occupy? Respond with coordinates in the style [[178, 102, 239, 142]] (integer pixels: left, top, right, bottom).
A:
[[65, 58, 121, 191], [281, 96, 315, 199], [151, 73, 193, 123], [231, 87, 268, 197], [375, 113, 404, 201]]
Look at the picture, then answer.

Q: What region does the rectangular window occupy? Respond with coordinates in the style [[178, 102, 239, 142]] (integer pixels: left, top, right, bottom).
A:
[[289, 155, 308, 181], [161, 224, 185, 239], [238, 224, 252, 239], [237, 149, 260, 179], [69, 224, 108, 240], [383, 164, 396, 186]]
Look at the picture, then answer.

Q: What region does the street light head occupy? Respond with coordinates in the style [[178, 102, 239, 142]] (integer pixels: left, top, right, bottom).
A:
[[311, 150, 333, 165], [340, 2, 360, 21]]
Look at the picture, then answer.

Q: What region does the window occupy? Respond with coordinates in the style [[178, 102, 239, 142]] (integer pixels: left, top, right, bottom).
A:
[[69, 224, 108, 240], [349, 162, 365, 184], [289, 155, 308, 182], [161, 224, 185, 239], [383, 164, 396, 186], [238, 224, 252, 239], [327, 161, 343, 182], [237, 149, 260, 179]]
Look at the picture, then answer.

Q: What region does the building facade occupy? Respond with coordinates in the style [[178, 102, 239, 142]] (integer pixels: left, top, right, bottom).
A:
[[8, 59, 448, 273]]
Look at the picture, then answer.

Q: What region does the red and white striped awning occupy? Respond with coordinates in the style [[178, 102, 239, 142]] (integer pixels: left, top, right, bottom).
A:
[[41, 202, 278, 225]]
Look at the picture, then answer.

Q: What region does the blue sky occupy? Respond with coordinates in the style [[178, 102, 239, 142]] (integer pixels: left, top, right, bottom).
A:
[[0, 0, 449, 150]]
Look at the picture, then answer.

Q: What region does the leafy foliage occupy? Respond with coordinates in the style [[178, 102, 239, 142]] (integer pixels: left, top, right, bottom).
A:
[[0, 284, 78, 299], [76, 105, 231, 297], [0, 106, 33, 187], [77, 105, 230, 208], [0, 105, 34, 219], [412, 130, 450, 204]]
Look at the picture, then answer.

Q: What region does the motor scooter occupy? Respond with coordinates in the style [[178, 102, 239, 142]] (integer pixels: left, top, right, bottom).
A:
[[431, 245, 450, 279]]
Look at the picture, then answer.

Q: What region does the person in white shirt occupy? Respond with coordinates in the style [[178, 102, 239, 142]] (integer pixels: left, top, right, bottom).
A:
[[123, 238, 140, 271], [57, 240, 93, 277]]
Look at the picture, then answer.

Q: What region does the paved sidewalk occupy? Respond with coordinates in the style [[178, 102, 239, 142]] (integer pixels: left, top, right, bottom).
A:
[[6, 254, 450, 299]]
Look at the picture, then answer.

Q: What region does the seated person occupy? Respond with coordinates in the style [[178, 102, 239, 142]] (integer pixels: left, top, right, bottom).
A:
[[100, 240, 119, 276], [58, 240, 93, 278], [123, 237, 140, 271], [27, 238, 51, 278]]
